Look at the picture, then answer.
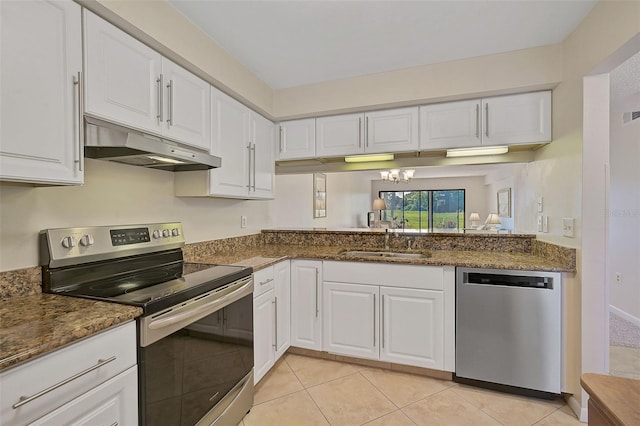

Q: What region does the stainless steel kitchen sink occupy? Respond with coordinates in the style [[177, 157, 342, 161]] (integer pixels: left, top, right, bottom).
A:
[[340, 250, 429, 259]]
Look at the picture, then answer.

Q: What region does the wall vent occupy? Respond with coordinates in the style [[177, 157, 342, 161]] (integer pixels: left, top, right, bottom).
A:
[[622, 111, 640, 124]]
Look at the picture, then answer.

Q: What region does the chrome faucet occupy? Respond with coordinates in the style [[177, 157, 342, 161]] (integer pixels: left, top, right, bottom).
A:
[[384, 232, 390, 250], [407, 238, 413, 251]]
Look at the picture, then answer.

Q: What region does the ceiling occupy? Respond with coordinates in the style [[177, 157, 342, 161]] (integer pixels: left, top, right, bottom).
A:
[[610, 50, 640, 102], [168, 0, 597, 90]]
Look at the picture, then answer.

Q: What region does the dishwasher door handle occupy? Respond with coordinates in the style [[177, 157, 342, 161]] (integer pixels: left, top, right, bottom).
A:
[[464, 273, 553, 289]]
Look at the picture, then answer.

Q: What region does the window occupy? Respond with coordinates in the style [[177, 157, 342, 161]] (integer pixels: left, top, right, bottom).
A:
[[379, 189, 465, 231]]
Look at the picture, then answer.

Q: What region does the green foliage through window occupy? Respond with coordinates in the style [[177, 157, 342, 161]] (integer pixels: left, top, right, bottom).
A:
[[379, 190, 465, 231]]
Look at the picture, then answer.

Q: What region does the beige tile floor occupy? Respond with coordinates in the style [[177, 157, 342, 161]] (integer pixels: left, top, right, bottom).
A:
[[240, 354, 581, 426]]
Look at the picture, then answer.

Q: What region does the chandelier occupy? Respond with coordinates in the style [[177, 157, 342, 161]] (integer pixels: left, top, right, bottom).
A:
[[380, 168, 415, 183]]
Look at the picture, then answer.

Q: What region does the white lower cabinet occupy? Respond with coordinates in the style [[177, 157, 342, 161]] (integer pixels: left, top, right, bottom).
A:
[[0, 321, 137, 426], [290, 260, 323, 350], [322, 261, 454, 371], [253, 260, 291, 384]]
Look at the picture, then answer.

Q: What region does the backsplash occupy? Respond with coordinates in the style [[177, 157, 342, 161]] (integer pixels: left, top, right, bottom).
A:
[[0, 267, 41, 300], [532, 239, 577, 271], [183, 233, 264, 262]]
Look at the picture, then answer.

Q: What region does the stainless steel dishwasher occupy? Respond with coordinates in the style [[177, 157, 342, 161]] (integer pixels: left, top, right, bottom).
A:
[[455, 267, 562, 398]]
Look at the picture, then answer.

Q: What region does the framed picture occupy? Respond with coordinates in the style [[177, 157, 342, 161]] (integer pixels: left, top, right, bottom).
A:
[[497, 188, 511, 218], [313, 173, 326, 218]]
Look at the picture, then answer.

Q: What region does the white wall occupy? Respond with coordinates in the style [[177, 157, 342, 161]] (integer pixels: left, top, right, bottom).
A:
[[609, 90, 640, 320], [484, 165, 526, 232], [272, 172, 371, 229], [0, 159, 274, 271]]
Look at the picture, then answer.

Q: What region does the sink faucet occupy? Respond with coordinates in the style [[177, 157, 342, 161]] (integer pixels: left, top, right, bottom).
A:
[[384, 232, 390, 250], [407, 238, 413, 251]]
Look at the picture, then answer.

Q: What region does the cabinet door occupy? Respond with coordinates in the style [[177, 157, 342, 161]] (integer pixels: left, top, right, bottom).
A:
[[278, 119, 316, 160], [274, 260, 291, 360], [323, 282, 378, 359], [290, 260, 322, 350], [380, 287, 444, 369], [30, 366, 138, 426], [316, 113, 365, 157], [419, 100, 482, 150], [482, 91, 551, 145], [1, 0, 83, 185], [251, 113, 275, 199], [161, 58, 211, 150], [84, 10, 162, 134], [365, 107, 419, 154], [254, 290, 275, 384], [209, 86, 250, 198]]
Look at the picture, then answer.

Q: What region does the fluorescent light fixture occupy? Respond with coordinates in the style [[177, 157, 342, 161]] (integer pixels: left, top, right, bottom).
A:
[[344, 153, 394, 163], [446, 146, 508, 158], [146, 155, 187, 164]]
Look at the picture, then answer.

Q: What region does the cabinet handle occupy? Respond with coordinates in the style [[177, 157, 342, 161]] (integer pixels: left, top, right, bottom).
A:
[[365, 116, 369, 147], [246, 144, 252, 189], [358, 117, 362, 148], [251, 144, 256, 191], [475, 104, 480, 139], [485, 103, 489, 137], [167, 79, 174, 126], [381, 295, 385, 349], [315, 268, 319, 317], [12, 356, 116, 409], [279, 127, 284, 153], [260, 278, 274, 286], [273, 297, 278, 349], [156, 75, 164, 122], [373, 293, 376, 347], [73, 72, 84, 172]]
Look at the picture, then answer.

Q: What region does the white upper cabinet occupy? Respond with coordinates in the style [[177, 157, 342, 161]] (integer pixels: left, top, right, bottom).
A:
[[365, 107, 419, 154], [1, 0, 83, 185], [419, 91, 552, 150], [482, 91, 551, 146], [160, 59, 211, 150], [84, 10, 162, 135], [84, 11, 211, 150], [316, 113, 365, 157], [175, 87, 274, 200], [251, 112, 275, 199], [419, 100, 482, 150], [277, 119, 316, 160], [209, 87, 250, 198]]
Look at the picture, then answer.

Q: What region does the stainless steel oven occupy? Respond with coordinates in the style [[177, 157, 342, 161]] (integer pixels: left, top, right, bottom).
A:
[[40, 223, 254, 426]]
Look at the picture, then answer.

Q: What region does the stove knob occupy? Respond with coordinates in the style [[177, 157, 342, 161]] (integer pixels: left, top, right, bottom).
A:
[[80, 234, 94, 247], [61, 236, 76, 249], [171, 228, 180, 237], [152, 230, 161, 239], [162, 229, 170, 238]]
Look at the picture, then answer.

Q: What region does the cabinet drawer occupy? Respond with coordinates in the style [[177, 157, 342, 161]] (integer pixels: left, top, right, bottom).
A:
[[323, 261, 443, 290], [1, 321, 136, 426], [254, 265, 275, 297]]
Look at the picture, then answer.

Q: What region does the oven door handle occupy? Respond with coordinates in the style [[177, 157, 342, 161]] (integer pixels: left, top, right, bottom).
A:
[[140, 277, 253, 346]]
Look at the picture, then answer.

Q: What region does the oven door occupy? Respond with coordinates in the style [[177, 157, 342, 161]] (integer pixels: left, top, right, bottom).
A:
[[138, 277, 254, 426]]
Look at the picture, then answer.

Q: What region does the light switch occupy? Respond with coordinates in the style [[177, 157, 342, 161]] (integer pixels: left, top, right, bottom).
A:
[[563, 218, 575, 238]]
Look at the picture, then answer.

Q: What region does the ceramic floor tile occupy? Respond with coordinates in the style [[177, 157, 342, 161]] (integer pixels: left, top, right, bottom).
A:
[[402, 389, 501, 426], [243, 390, 329, 426], [307, 372, 397, 425], [535, 405, 581, 425], [364, 409, 417, 426], [284, 352, 357, 387], [450, 384, 563, 425], [254, 358, 304, 404], [359, 366, 450, 407]]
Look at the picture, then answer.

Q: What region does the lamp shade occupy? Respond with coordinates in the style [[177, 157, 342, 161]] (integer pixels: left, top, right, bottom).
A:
[[372, 198, 387, 211], [469, 212, 480, 221], [486, 213, 502, 225]]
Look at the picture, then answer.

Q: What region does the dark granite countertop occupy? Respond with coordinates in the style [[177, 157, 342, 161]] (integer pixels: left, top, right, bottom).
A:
[[0, 294, 142, 372], [190, 244, 575, 273]]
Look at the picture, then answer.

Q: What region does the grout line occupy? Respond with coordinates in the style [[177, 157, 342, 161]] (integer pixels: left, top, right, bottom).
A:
[[358, 369, 401, 409], [304, 388, 332, 425], [532, 406, 564, 425]]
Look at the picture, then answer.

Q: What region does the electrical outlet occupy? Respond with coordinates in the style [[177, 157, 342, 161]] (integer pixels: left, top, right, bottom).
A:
[[537, 215, 543, 232], [241, 216, 247, 228], [537, 197, 543, 213], [563, 218, 575, 238], [615, 272, 623, 284], [543, 215, 549, 233]]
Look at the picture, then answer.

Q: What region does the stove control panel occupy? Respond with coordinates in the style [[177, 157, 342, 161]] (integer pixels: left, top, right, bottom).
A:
[[41, 222, 185, 268]]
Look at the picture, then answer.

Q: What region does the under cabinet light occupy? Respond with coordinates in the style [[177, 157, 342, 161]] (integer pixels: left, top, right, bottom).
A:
[[446, 146, 508, 158], [146, 156, 187, 164], [344, 153, 394, 163]]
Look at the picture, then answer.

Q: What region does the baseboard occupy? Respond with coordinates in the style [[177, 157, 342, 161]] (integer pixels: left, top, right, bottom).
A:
[[566, 394, 587, 423], [610, 305, 640, 328]]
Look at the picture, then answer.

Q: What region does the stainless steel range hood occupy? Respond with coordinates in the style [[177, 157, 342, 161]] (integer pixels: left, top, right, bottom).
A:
[[84, 119, 221, 171]]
